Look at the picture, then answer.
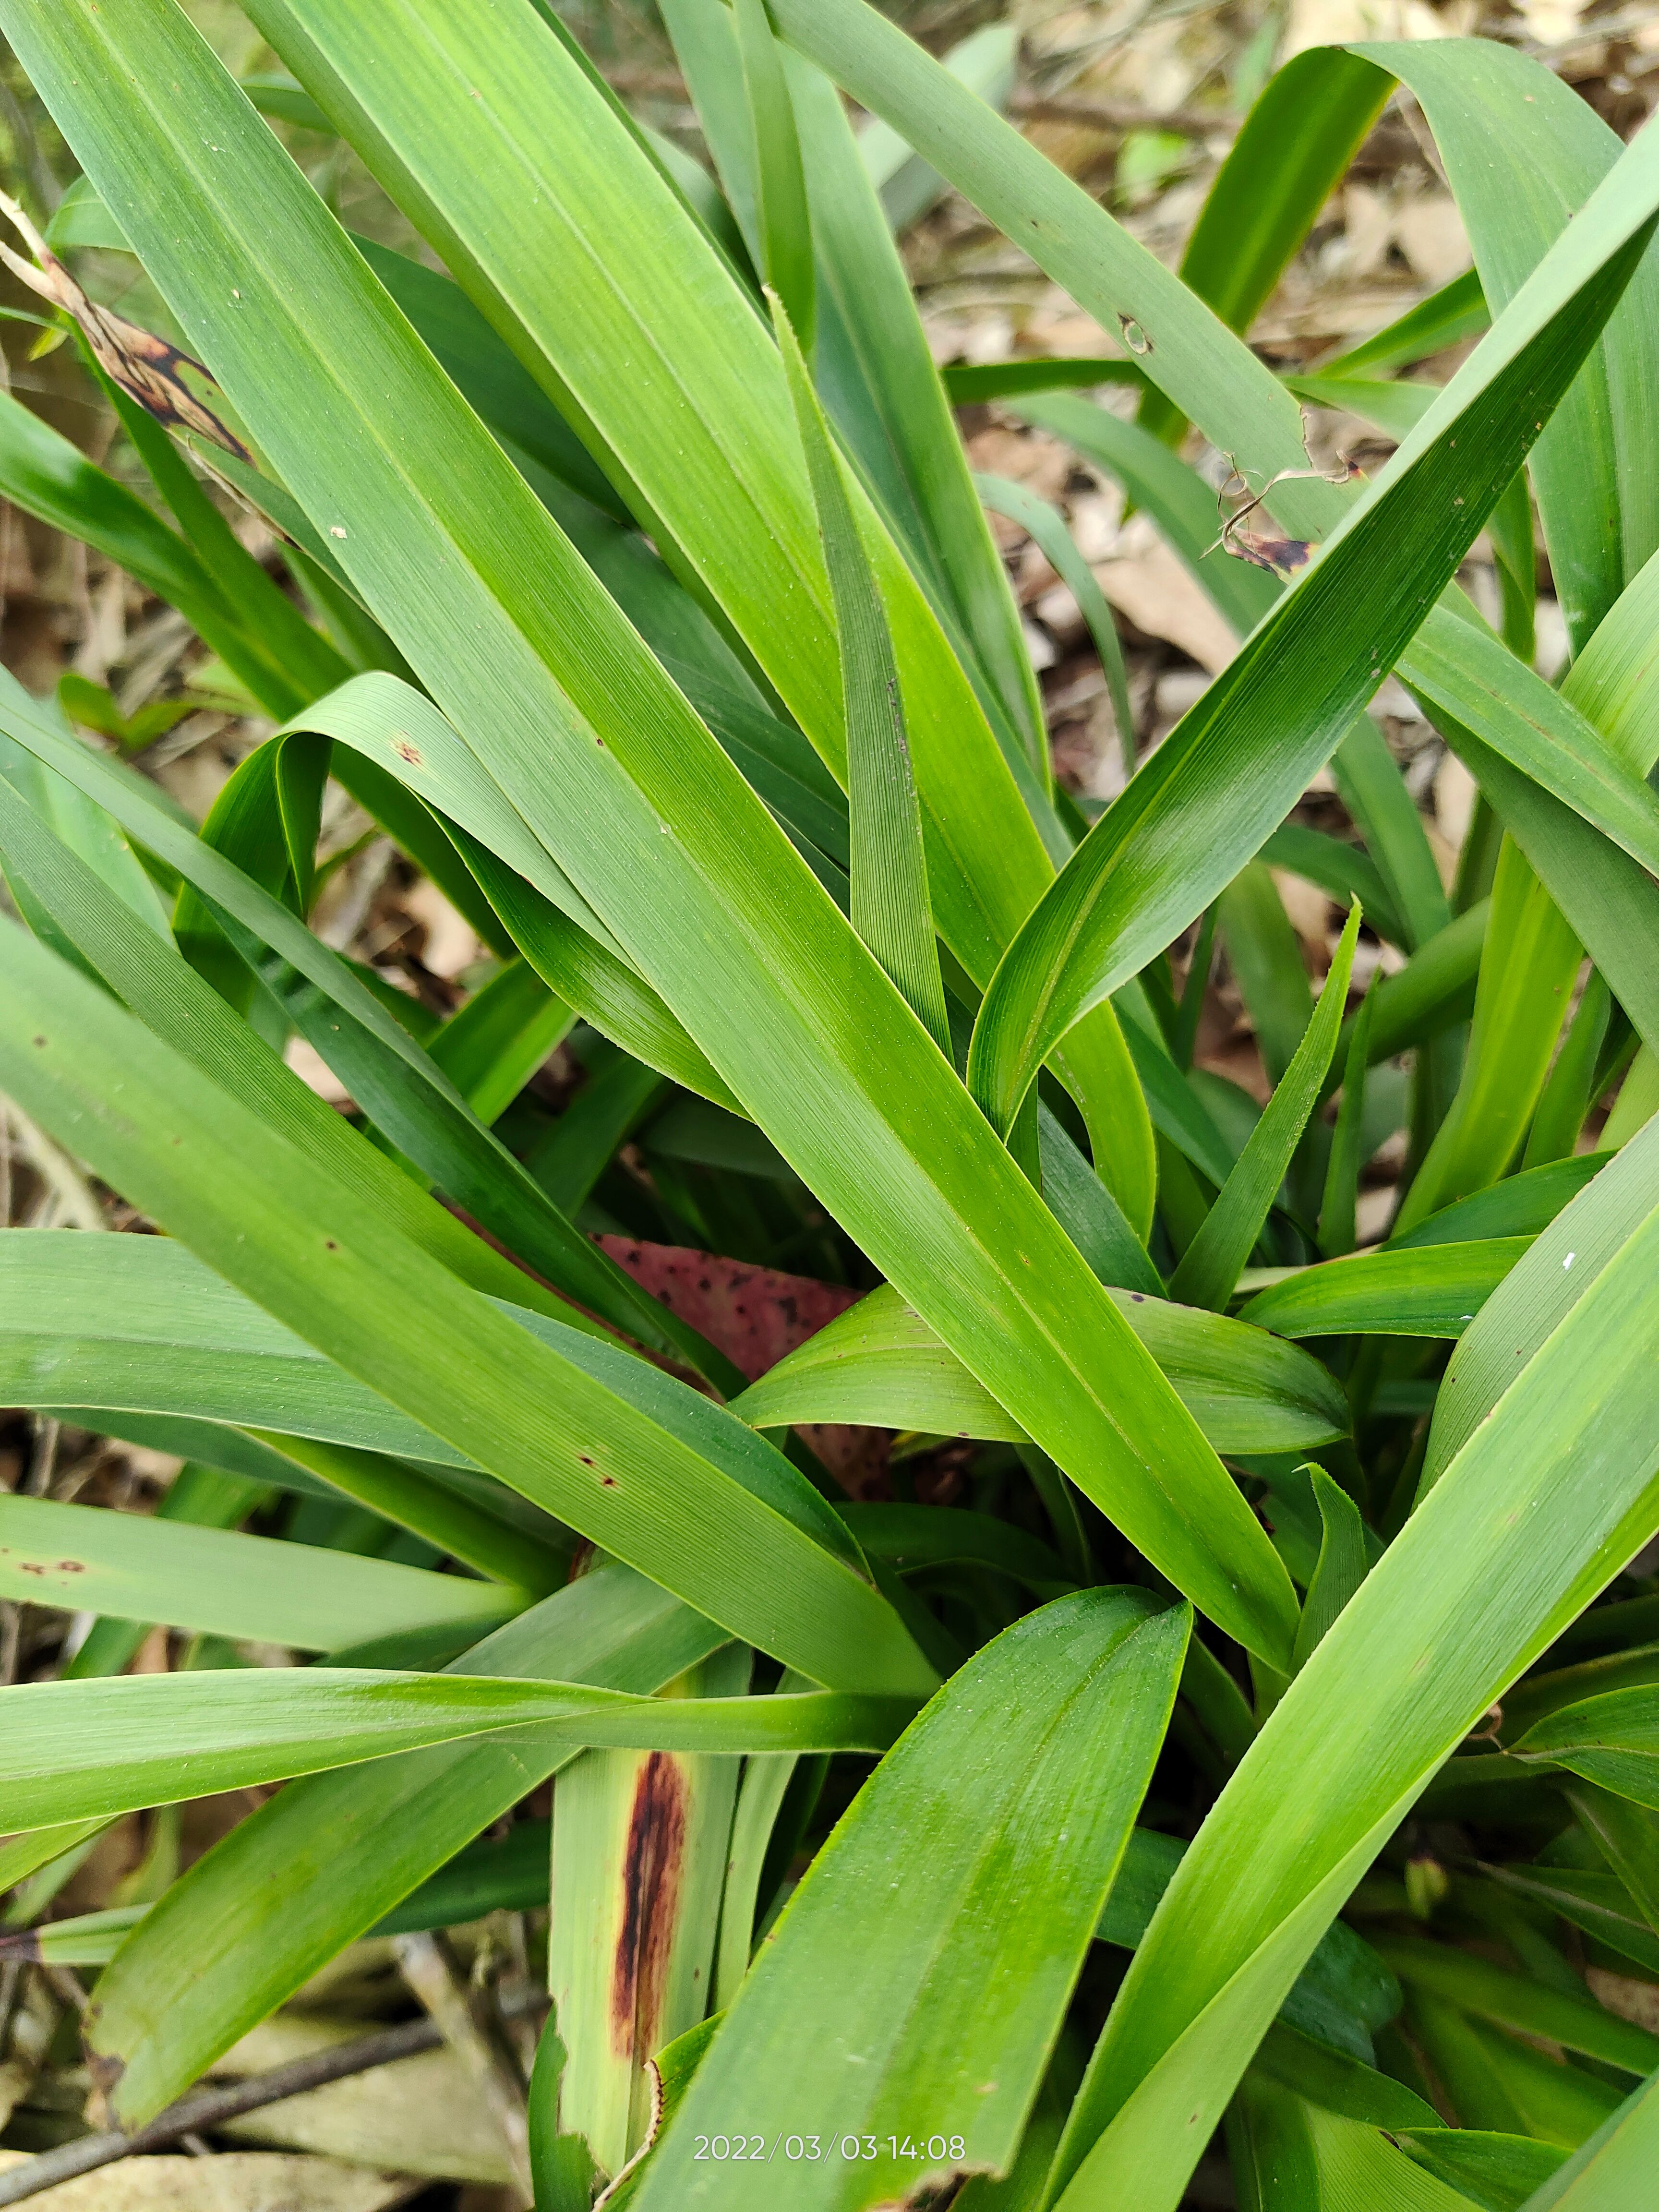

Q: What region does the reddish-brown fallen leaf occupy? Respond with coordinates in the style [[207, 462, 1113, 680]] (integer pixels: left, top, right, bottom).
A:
[[595, 1238, 890, 1497]]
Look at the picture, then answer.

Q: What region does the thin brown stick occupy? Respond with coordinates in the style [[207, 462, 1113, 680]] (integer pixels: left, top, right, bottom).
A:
[[0, 2015, 443, 2206]]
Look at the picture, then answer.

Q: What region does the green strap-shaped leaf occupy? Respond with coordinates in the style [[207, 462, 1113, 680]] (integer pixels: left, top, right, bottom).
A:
[[1378, 1936, 1659, 2075], [787, 44, 1046, 775], [0, 755, 600, 1336], [1513, 2070, 1659, 2212], [1570, 542, 1659, 781], [428, 958, 572, 1126], [0, 922, 930, 1696], [85, 1565, 724, 2126], [977, 470, 1134, 781], [352, 230, 631, 522], [1525, 971, 1612, 1173], [1424, 1114, 1659, 1487], [239, 0, 1055, 997], [245, 0, 1153, 1231], [539, 1059, 671, 1225], [1043, 1122, 1659, 2207], [1138, 47, 1393, 445], [0, 1823, 111, 1900], [1170, 908, 1360, 1312], [96, 357, 350, 708], [0, 1234, 822, 1595], [713, 1728, 802, 2011], [773, 292, 948, 1052], [1097, 1838, 1401, 2065], [1318, 986, 1376, 1259], [1566, 1780, 1659, 1936], [254, 0, 1155, 1229], [965, 155, 1659, 1136], [172, 727, 329, 1011], [1395, 2128, 1563, 2211], [1017, 389, 1276, 637], [943, 357, 1144, 403], [842, 1504, 1072, 1599], [0, 1666, 910, 1838], [627, 1592, 1189, 2211], [1368, 39, 1659, 651], [778, 4, 1659, 1067], [1389, 1154, 1608, 1250], [733, 1282, 1349, 1457], [0, 1492, 527, 1651], [1033, 375, 1656, 1081], [1238, 1240, 1530, 1340], [0, 0, 1290, 1663], [1219, 863, 1316, 1091], [1319, 267, 1488, 379], [1396, 837, 1583, 1232], [1513, 1688, 1659, 1807], [1408, 1989, 1623, 2145], [1482, 1863, 1659, 1978], [0, 697, 734, 1387], [445, 824, 744, 1114], [858, 19, 1015, 231], [64, 1461, 270, 1683], [1493, 1640, 1659, 1741], [734, 0, 814, 353], [1290, 1470, 1370, 1677], [0, 683, 171, 946], [0, 388, 302, 714], [1228, 2072, 1487, 2210], [0, 1238, 563, 1586], [1328, 715, 1450, 957]]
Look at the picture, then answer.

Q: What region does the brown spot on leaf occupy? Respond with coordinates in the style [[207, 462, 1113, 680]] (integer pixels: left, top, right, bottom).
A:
[[393, 737, 424, 767], [610, 1752, 686, 2059]]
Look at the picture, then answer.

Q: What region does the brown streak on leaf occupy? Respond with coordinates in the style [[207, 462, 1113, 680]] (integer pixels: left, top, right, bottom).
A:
[[609, 1751, 687, 2060]]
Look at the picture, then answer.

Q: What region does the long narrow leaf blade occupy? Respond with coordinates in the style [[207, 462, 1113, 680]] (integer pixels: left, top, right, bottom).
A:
[[773, 293, 947, 1051], [0, 0, 1293, 1666], [1170, 906, 1360, 1310], [628, 1592, 1189, 2210]]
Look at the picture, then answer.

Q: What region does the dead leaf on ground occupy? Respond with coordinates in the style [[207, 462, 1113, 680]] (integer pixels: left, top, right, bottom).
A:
[[211, 2017, 512, 2186], [1585, 1967, 1659, 2033], [1092, 519, 1237, 675], [0, 2149, 421, 2209]]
